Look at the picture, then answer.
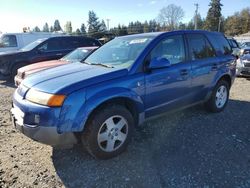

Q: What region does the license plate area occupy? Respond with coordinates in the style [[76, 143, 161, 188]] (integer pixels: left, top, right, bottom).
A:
[[11, 105, 24, 126]]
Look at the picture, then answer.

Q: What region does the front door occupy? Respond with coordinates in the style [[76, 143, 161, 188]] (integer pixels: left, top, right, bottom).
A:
[[145, 34, 192, 117], [31, 39, 65, 63]]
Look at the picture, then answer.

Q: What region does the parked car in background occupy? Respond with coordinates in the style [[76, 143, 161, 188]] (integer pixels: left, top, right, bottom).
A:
[[240, 41, 250, 48], [0, 32, 64, 53], [0, 36, 101, 80], [14, 46, 98, 86], [11, 30, 236, 159], [236, 54, 250, 77], [239, 47, 250, 56], [227, 37, 241, 56]]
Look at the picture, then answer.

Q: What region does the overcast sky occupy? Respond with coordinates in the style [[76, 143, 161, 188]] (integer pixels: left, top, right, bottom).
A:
[[0, 0, 249, 33]]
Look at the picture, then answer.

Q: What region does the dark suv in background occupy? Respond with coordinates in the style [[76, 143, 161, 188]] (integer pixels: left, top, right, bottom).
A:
[[0, 36, 101, 80]]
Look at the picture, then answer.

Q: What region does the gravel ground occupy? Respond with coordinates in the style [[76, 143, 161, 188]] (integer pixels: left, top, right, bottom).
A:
[[0, 78, 250, 188]]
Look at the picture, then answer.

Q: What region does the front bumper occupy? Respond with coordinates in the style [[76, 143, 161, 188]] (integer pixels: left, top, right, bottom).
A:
[[11, 113, 77, 146], [11, 90, 77, 146], [236, 67, 250, 77]]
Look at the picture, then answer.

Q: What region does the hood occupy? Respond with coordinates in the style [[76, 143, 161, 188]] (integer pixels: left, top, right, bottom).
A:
[[22, 62, 128, 95], [19, 60, 68, 77]]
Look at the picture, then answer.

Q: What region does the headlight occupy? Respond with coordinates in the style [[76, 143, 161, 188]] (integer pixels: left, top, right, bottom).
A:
[[26, 88, 66, 107]]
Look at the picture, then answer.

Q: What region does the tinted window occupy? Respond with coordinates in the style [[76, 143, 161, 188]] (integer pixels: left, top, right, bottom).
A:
[[69, 38, 86, 48], [38, 39, 61, 51], [207, 34, 232, 56], [150, 35, 185, 65], [187, 34, 216, 60], [0, 35, 17, 47], [228, 39, 239, 48], [21, 39, 46, 51]]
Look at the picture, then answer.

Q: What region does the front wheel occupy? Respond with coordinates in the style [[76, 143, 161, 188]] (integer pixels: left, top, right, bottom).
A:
[[81, 105, 134, 159], [205, 80, 229, 113]]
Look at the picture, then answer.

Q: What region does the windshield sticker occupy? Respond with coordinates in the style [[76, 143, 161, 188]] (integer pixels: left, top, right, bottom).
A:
[[129, 38, 148, 44]]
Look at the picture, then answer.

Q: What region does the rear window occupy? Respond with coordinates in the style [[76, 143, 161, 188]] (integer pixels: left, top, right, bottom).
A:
[[186, 34, 216, 60], [228, 39, 239, 48], [0, 35, 17, 47], [207, 34, 232, 56]]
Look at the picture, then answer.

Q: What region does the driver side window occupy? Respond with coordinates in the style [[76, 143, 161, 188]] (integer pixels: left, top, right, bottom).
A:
[[150, 35, 185, 65], [38, 40, 61, 52]]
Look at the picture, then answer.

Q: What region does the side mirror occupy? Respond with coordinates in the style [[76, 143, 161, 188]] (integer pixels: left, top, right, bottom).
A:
[[148, 57, 171, 69]]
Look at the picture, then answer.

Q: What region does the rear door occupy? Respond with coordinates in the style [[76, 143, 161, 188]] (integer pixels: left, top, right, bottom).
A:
[[185, 33, 219, 101], [145, 34, 192, 117]]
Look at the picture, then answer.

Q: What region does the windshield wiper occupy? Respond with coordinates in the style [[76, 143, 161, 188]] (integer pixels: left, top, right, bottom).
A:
[[91, 63, 113, 68], [82, 61, 113, 68]]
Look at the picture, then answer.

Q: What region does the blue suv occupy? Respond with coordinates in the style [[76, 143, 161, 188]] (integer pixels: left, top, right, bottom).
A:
[[11, 31, 236, 159]]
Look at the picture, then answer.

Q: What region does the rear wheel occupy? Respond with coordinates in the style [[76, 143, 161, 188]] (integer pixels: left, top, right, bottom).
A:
[[205, 80, 229, 113], [81, 105, 134, 159]]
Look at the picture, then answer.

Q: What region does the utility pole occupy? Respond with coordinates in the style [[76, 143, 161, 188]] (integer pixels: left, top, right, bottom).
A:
[[194, 3, 199, 30], [106, 19, 110, 31], [218, 17, 221, 32]]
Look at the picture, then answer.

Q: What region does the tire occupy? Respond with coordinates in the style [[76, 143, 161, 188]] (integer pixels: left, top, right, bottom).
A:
[[10, 64, 26, 82], [81, 105, 135, 159], [205, 80, 229, 113]]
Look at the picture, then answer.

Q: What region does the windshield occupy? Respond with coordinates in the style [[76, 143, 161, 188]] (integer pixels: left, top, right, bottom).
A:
[[20, 39, 47, 51], [241, 42, 250, 48], [85, 36, 153, 68], [61, 48, 94, 62]]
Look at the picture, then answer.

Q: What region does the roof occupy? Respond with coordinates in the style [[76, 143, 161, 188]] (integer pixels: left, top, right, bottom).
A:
[[118, 30, 223, 40]]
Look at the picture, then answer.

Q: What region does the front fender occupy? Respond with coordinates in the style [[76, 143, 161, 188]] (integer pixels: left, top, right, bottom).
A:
[[58, 87, 144, 133]]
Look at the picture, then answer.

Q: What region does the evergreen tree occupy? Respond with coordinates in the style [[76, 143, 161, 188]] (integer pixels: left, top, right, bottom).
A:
[[65, 21, 72, 34], [75, 28, 81, 36], [43, 23, 49, 32], [178, 22, 186, 30], [143, 21, 150, 33], [54, 19, 62, 31], [99, 20, 107, 32], [80, 23, 87, 36], [87, 11, 101, 38], [33, 26, 41, 32], [204, 0, 223, 31], [49, 26, 54, 32]]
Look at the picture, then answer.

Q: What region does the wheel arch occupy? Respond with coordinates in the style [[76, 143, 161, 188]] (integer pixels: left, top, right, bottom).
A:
[[85, 97, 141, 128]]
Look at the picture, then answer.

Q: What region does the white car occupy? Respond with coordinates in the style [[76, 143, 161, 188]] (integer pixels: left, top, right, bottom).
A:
[[0, 32, 65, 53], [236, 54, 250, 77]]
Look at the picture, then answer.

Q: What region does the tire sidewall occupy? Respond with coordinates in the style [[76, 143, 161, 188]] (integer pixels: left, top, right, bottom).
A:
[[82, 105, 134, 159], [210, 80, 229, 112]]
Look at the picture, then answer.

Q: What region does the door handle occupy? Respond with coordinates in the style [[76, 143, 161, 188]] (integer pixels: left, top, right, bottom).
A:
[[180, 69, 189, 76], [56, 53, 63, 56]]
